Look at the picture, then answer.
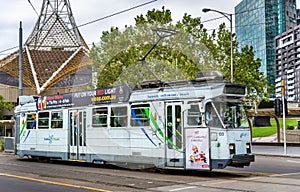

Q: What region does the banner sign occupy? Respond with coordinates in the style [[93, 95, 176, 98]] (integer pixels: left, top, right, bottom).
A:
[[38, 84, 130, 110], [185, 128, 210, 170]]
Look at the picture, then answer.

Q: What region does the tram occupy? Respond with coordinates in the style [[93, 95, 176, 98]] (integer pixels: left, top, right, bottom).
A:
[[14, 71, 254, 171]]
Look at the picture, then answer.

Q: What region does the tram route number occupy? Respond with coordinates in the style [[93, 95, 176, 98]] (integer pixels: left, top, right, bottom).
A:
[[219, 132, 225, 136], [91, 95, 117, 102]]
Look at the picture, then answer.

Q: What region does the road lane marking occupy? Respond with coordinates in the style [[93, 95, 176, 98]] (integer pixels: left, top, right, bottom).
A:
[[271, 172, 300, 177], [0, 172, 111, 192], [169, 186, 197, 191], [242, 177, 262, 181], [201, 180, 236, 185], [287, 160, 300, 164]]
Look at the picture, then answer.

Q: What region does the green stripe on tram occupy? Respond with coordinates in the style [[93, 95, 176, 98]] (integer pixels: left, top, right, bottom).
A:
[[144, 108, 164, 138], [19, 120, 26, 136], [144, 108, 180, 150]]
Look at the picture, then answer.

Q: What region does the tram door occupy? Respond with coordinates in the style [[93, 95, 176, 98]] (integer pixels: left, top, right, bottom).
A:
[[69, 110, 87, 161], [165, 102, 184, 167]]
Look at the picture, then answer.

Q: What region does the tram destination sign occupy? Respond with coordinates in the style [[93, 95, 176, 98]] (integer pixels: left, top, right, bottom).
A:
[[37, 84, 130, 110], [223, 84, 246, 95]]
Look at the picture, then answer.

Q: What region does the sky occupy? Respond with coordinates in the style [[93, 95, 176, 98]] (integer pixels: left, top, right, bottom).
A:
[[0, 0, 298, 59]]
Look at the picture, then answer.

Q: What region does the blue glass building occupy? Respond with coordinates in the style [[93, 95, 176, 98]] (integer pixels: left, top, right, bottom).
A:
[[235, 0, 296, 86]]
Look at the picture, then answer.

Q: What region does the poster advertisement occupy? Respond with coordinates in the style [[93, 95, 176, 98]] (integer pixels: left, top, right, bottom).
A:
[[185, 128, 210, 170], [37, 84, 130, 110], [38, 93, 73, 110]]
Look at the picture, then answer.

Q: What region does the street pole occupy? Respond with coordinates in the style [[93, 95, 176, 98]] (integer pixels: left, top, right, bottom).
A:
[[19, 21, 23, 96], [282, 80, 287, 155], [229, 13, 233, 83], [202, 8, 233, 83]]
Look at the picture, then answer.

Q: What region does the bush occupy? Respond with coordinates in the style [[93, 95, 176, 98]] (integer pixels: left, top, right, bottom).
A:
[[287, 125, 295, 130], [0, 139, 4, 152]]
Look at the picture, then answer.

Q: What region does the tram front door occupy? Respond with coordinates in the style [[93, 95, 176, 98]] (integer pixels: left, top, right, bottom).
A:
[[69, 110, 87, 161], [165, 102, 184, 167]]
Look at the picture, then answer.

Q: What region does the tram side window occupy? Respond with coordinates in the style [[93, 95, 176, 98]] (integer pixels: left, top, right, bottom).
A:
[[130, 104, 150, 127], [51, 111, 63, 129], [26, 113, 36, 129], [187, 104, 202, 126], [92, 107, 108, 127], [38, 112, 49, 129], [110, 106, 127, 127]]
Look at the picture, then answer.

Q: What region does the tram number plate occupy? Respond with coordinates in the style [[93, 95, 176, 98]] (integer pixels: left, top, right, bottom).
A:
[[219, 132, 225, 136]]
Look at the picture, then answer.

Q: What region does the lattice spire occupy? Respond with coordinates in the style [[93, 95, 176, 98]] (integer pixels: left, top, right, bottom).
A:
[[26, 0, 87, 50], [0, 0, 92, 95]]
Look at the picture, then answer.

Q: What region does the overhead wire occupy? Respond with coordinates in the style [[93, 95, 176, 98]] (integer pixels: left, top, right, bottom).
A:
[[0, 0, 296, 55], [77, 0, 158, 28], [202, 1, 297, 31], [0, 0, 159, 55], [0, 0, 39, 55]]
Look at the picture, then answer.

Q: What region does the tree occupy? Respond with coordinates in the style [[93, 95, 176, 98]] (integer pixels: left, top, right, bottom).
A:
[[198, 23, 273, 106], [0, 95, 13, 120], [89, 7, 273, 108]]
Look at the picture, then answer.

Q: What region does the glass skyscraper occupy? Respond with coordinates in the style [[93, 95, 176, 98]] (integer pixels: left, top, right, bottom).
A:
[[235, 0, 297, 86]]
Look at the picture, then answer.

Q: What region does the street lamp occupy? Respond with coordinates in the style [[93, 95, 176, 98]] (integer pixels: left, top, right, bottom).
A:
[[202, 8, 233, 83]]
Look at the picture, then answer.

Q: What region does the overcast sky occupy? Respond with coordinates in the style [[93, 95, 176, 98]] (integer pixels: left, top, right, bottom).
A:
[[0, 0, 299, 58]]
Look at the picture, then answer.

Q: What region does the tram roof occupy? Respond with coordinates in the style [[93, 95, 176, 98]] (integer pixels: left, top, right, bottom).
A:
[[14, 74, 246, 111]]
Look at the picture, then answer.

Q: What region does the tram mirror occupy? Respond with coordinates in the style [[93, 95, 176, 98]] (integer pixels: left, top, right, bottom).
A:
[[199, 103, 205, 113]]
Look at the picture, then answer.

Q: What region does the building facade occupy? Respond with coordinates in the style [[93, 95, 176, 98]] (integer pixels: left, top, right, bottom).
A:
[[235, 0, 297, 86], [275, 25, 300, 102]]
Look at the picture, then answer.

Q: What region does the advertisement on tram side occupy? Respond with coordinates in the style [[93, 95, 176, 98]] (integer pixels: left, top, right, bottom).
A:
[[185, 128, 210, 170], [37, 84, 130, 110]]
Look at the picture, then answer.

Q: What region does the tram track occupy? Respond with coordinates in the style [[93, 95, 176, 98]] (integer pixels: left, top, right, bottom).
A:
[[1, 155, 300, 191]]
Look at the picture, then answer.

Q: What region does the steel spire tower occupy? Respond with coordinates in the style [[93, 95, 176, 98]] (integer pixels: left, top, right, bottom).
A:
[[0, 0, 91, 95]]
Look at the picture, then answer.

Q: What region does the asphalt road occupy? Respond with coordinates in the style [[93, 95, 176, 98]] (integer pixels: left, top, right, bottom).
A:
[[0, 175, 96, 192], [226, 155, 300, 177], [0, 152, 300, 192]]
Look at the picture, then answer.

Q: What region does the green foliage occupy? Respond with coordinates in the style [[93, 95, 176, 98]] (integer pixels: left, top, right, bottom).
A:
[[90, 11, 213, 88], [0, 95, 13, 120], [135, 6, 172, 25], [278, 119, 298, 128], [0, 138, 3, 152], [90, 7, 273, 107], [286, 125, 295, 130], [199, 24, 273, 107]]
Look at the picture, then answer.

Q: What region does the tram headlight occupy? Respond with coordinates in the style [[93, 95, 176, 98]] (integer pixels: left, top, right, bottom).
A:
[[229, 143, 235, 155], [246, 143, 251, 153]]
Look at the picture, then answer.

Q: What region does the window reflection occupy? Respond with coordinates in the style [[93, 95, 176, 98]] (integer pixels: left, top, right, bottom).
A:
[[205, 102, 249, 128]]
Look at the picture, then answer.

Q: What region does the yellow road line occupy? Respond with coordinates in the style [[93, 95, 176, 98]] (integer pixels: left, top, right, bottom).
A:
[[0, 172, 111, 192]]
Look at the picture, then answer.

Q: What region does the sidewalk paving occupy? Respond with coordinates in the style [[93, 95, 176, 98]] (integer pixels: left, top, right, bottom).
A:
[[252, 145, 300, 157], [252, 134, 278, 143]]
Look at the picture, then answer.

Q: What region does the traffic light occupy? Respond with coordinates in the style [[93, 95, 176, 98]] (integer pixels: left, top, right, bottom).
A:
[[274, 98, 281, 116], [284, 98, 288, 116], [274, 98, 288, 116]]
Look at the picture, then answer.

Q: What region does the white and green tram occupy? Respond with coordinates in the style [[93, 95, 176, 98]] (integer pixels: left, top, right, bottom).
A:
[[14, 72, 254, 171]]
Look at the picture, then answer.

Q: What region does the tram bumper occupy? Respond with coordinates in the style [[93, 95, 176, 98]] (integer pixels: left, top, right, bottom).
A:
[[228, 154, 255, 167]]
